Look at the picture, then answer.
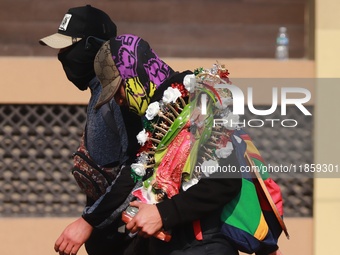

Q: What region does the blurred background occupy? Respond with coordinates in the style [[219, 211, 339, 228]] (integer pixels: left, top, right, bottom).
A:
[[1, 0, 339, 255], [0, 0, 313, 58]]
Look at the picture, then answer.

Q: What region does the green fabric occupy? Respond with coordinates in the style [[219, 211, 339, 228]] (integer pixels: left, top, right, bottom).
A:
[[221, 178, 262, 234], [252, 158, 269, 180]]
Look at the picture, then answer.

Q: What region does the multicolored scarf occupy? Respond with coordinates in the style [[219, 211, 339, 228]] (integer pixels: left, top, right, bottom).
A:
[[109, 34, 174, 115]]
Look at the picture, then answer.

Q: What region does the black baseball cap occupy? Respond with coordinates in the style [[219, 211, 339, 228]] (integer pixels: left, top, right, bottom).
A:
[[39, 5, 117, 49]]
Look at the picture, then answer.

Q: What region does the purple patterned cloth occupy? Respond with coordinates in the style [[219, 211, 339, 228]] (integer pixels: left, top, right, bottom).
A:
[[109, 34, 174, 115], [110, 34, 173, 87]]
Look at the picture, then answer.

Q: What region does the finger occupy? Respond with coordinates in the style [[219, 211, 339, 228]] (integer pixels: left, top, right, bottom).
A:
[[126, 217, 136, 230], [129, 200, 141, 208], [70, 243, 81, 255], [138, 231, 150, 239], [130, 224, 140, 234], [63, 244, 74, 255], [127, 219, 140, 234], [54, 236, 64, 252], [57, 240, 69, 255]]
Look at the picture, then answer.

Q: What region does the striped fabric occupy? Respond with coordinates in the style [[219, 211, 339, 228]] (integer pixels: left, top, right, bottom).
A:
[[220, 129, 285, 254]]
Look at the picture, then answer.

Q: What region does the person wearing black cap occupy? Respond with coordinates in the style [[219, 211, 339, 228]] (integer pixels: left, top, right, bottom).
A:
[[91, 34, 243, 255], [40, 5, 144, 255], [40, 4, 117, 91], [92, 34, 284, 255]]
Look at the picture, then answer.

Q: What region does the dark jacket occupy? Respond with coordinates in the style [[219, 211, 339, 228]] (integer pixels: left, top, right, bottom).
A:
[[83, 72, 242, 239]]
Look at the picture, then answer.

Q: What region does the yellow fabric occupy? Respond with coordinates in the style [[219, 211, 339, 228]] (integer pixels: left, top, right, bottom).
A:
[[253, 211, 269, 240]]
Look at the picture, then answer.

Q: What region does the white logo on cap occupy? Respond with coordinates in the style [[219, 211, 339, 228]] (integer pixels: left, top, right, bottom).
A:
[[59, 14, 72, 31]]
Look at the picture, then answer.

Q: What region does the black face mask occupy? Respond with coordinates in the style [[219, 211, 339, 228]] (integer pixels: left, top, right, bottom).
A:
[[58, 37, 103, 90]]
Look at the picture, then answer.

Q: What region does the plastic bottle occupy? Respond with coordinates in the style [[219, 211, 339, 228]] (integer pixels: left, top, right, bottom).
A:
[[275, 27, 289, 60], [122, 205, 172, 242]]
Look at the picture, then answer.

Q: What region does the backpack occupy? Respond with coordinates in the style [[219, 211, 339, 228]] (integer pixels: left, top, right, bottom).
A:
[[220, 128, 289, 254]]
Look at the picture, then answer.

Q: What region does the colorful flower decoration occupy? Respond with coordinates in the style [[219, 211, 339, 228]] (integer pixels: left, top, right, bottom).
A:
[[130, 62, 240, 201]]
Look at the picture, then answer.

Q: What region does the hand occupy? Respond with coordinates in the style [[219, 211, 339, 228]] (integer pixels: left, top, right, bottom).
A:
[[269, 249, 284, 255], [54, 217, 93, 255], [126, 201, 162, 238]]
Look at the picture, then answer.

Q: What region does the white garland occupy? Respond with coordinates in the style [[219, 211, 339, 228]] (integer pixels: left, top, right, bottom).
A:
[[183, 74, 196, 92], [145, 101, 160, 120], [136, 129, 148, 146], [215, 142, 234, 159], [162, 87, 182, 104]]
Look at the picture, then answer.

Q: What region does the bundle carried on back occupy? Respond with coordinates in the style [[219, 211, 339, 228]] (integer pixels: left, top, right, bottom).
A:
[[221, 128, 289, 254], [127, 62, 289, 253]]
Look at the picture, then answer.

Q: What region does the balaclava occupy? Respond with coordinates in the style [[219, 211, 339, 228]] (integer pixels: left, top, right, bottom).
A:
[[58, 37, 103, 90]]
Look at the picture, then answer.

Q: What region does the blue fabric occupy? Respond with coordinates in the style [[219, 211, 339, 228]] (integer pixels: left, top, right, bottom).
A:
[[86, 77, 128, 166]]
